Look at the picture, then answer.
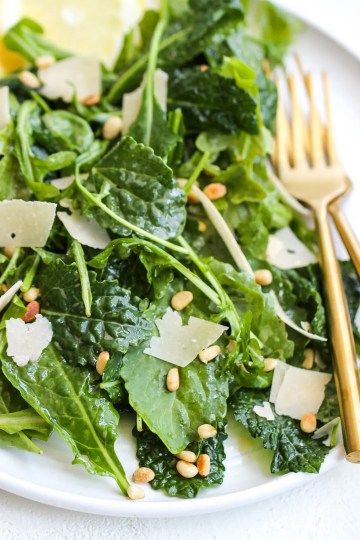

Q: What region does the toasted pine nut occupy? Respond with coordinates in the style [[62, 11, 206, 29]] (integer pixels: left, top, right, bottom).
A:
[[187, 190, 200, 204], [3, 246, 16, 258], [227, 339, 237, 352], [127, 484, 145, 500], [96, 351, 110, 375], [166, 367, 180, 392], [82, 94, 100, 106], [302, 348, 314, 370], [203, 183, 227, 200], [19, 70, 41, 89], [23, 287, 40, 303], [199, 64, 209, 72], [198, 221, 207, 233], [264, 358, 278, 372], [132, 467, 155, 483], [22, 300, 40, 322], [102, 116, 123, 140], [35, 55, 55, 69], [171, 290, 193, 311], [254, 269, 273, 286], [176, 450, 197, 463], [197, 454, 210, 477], [198, 345, 221, 364], [300, 412, 317, 433], [176, 460, 198, 478], [198, 424, 217, 439]]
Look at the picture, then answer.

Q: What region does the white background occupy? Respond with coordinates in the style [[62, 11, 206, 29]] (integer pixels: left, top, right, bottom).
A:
[[1, 1, 360, 538]]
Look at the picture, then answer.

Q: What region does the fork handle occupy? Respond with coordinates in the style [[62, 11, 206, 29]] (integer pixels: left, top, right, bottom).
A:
[[329, 201, 360, 276], [314, 204, 360, 462]]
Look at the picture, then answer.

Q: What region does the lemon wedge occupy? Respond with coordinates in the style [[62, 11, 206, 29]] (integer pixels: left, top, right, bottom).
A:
[[0, 0, 146, 74]]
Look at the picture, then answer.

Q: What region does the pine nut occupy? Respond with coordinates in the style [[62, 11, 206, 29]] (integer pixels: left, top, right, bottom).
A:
[[198, 221, 207, 233], [35, 54, 55, 69], [18, 70, 41, 89], [300, 412, 317, 433], [171, 290, 193, 311], [176, 450, 197, 463], [254, 269, 273, 286], [264, 358, 278, 372], [176, 460, 198, 478], [96, 351, 110, 375], [198, 345, 221, 364], [132, 467, 155, 483], [127, 484, 145, 500], [301, 321, 312, 332], [227, 340, 237, 352], [3, 246, 16, 258], [22, 300, 40, 322], [199, 64, 209, 72], [23, 287, 40, 303], [197, 454, 210, 477], [302, 348, 314, 370], [102, 116, 123, 140], [187, 190, 200, 204], [197, 424, 217, 439], [203, 183, 227, 200], [166, 367, 180, 392], [82, 94, 100, 106]]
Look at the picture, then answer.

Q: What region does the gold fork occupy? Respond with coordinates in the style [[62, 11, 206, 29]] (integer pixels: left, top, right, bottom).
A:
[[273, 71, 360, 463]]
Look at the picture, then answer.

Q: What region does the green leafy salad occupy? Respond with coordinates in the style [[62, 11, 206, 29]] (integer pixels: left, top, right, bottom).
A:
[[0, 0, 359, 500]]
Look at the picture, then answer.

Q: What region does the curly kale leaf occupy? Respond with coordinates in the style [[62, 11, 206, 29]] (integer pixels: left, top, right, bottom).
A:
[[134, 422, 227, 498], [231, 388, 329, 473]]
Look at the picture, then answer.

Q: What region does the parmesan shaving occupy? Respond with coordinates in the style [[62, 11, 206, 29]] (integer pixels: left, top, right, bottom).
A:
[[38, 56, 101, 103], [0, 86, 11, 130], [253, 401, 275, 421], [0, 200, 56, 247], [144, 307, 227, 367], [122, 69, 168, 134], [6, 315, 53, 366], [0, 280, 22, 313], [57, 211, 110, 249], [50, 173, 88, 190], [266, 227, 317, 269], [270, 361, 332, 420]]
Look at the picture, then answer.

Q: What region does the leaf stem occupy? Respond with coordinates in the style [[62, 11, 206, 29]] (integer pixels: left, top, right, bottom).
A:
[[21, 254, 40, 292], [72, 240, 92, 317], [0, 248, 21, 285], [183, 152, 210, 193]]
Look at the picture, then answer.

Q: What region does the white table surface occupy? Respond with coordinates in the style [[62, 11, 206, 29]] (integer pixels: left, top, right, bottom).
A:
[[1, 1, 360, 539]]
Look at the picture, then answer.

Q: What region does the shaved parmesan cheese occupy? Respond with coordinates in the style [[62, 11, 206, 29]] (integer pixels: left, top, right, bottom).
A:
[[0, 200, 56, 247], [0, 280, 22, 313], [122, 69, 168, 134], [253, 401, 275, 421], [144, 307, 227, 367], [6, 315, 53, 366], [57, 211, 110, 249], [266, 227, 317, 269], [270, 362, 332, 420], [313, 417, 341, 447], [38, 56, 101, 103], [50, 172, 88, 190], [272, 292, 327, 342], [189, 184, 254, 275], [0, 86, 10, 130], [266, 165, 311, 217]]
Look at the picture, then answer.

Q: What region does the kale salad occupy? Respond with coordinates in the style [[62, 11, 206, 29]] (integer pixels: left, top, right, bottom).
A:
[[0, 0, 359, 500]]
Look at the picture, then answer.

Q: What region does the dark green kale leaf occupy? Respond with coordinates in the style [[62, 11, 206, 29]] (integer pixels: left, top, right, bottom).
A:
[[341, 260, 360, 353], [134, 422, 227, 498], [40, 110, 94, 154], [1, 345, 129, 494], [85, 136, 186, 239], [39, 258, 152, 366], [168, 67, 258, 135], [231, 388, 329, 473]]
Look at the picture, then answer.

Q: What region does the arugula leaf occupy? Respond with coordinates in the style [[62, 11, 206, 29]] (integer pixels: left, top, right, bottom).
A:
[[134, 422, 227, 498], [1, 344, 129, 494], [231, 388, 329, 473], [39, 258, 152, 366], [168, 67, 258, 135], [0, 124, 30, 200], [0, 408, 49, 436], [41, 110, 94, 154], [84, 136, 186, 239], [4, 18, 69, 63]]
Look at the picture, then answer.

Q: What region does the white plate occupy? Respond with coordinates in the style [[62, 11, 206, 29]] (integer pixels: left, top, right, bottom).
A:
[[0, 13, 359, 518]]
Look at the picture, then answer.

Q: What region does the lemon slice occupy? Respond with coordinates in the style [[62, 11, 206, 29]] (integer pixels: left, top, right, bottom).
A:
[[0, 0, 146, 74]]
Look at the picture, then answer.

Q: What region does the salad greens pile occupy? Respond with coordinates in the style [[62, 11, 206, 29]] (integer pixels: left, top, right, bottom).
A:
[[0, 0, 359, 500]]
